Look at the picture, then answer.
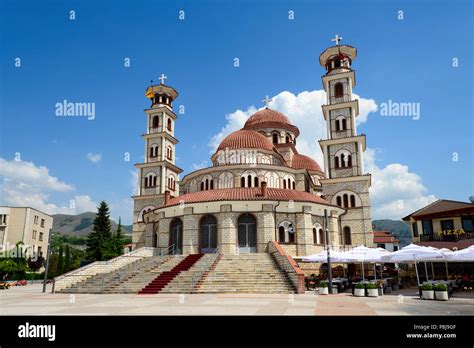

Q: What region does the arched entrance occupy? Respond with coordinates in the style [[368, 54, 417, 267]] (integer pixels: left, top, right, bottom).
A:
[[200, 215, 217, 253], [237, 214, 257, 253], [169, 218, 183, 254]]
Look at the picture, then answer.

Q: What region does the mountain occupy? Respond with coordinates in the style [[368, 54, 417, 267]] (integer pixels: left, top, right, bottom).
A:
[[52, 212, 132, 236], [372, 219, 412, 246]]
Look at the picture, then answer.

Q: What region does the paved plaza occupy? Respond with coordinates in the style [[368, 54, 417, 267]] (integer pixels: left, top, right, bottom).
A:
[[1, 284, 474, 315]]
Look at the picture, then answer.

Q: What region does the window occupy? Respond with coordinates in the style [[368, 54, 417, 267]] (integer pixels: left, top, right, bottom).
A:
[[168, 176, 175, 191], [412, 222, 419, 237], [152, 115, 159, 128], [149, 144, 159, 158], [377, 243, 385, 249], [336, 196, 342, 207], [335, 156, 340, 169], [138, 206, 155, 223], [219, 172, 234, 188], [278, 221, 296, 244], [334, 83, 344, 98], [264, 172, 279, 188], [422, 220, 433, 235], [347, 154, 352, 167], [292, 181, 295, 190], [278, 226, 286, 243], [272, 133, 279, 144], [200, 182, 205, 191], [343, 226, 351, 245], [39, 232, 44, 241], [254, 177, 259, 187], [166, 146, 172, 160], [144, 173, 157, 188], [350, 195, 356, 208], [240, 177, 246, 187], [40, 219, 45, 228], [32, 230, 37, 239], [286, 136, 290, 143], [167, 118, 172, 131], [343, 194, 349, 208], [313, 228, 317, 245], [319, 228, 325, 245], [37, 246, 42, 257], [342, 118, 347, 130], [461, 215, 474, 232], [34, 215, 39, 224], [335, 119, 340, 131]]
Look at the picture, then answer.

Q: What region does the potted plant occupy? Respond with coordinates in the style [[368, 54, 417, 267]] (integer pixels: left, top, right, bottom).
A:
[[318, 281, 329, 295], [392, 276, 400, 291], [367, 283, 378, 297], [420, 284, 434, 300], [434, 283, 449, 301], [354, 283, 365, 297]]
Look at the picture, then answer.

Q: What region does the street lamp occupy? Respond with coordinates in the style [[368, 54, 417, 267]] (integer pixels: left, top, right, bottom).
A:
[[324, 209, 333, 294]]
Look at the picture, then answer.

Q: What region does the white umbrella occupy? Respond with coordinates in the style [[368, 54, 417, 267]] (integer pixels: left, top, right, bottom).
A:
[[447, 245, 474, 261], [302, 249, 348, 263], [438, 248, 455, 279], [381, 244, 445, 285], [342, 246, 390, 281]]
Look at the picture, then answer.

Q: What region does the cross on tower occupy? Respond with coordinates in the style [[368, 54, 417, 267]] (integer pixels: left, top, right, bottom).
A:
[[262, 95, 272, 108], [158, 73, 167, 85], [331, 34, 343, 46]]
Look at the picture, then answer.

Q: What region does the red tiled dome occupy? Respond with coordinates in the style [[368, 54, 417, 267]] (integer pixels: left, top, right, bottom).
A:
[[217, 129, 274, 152], [244, 108, 300, 136], [292, 154, 323, 172]]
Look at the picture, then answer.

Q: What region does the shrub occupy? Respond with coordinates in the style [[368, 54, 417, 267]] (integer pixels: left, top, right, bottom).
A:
[[420, 284, 433, 291], [366, 283, 377, 289], [319, 281, 328, 288], [355, 283, 365, 289], [434, 283, 448, 292]]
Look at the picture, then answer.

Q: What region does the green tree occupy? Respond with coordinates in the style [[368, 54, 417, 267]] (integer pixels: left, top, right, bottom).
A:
[[86, 201, 112, 261], [103, 217, 125, 260], [56, 245, 64, 275], [64, 245, 71, 273]]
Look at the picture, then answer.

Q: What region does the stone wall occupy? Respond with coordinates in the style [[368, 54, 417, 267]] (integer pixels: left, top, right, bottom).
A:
[[268, 241, 305, 294]]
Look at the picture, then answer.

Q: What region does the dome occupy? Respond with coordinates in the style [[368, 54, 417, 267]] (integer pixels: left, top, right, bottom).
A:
[[217, 129, 274, 152], [292, 154, 323, 172], [244, 108, 300, 137]]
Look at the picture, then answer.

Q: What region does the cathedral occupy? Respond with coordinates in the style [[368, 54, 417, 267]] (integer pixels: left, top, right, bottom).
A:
[[132, 39, 373, 257]]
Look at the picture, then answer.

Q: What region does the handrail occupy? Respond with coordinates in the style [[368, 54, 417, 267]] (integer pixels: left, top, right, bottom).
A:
[[191, 247, 220, 293], [161, 244, 176, 256]]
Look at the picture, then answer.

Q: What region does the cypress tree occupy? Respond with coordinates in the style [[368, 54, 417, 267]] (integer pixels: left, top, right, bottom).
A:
[[114, 217, 124, 255], [56, 246, 64, 275], [64, 245, 71, 273], [86, 201, 112, 261]]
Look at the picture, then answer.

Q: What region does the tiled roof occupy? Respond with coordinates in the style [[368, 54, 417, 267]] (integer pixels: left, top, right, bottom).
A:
[[415, 240, 474, 250], [160, 188, 334, 208], [217, 129, 274, 152], [243, 108, 300, 136], [373, 231, 400, 244], [291, 154, 323, 172], [403, 199, 474, 220]]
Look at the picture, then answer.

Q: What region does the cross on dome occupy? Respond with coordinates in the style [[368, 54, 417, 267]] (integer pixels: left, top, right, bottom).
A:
[[262, 95, 273, 108], [331, 34, 343, 46], [158, 73, 167, 84]]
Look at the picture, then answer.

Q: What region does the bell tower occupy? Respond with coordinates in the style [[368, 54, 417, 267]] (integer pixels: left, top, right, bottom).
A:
[[132, 74, 183, 249], [318, 36, 373, 247]]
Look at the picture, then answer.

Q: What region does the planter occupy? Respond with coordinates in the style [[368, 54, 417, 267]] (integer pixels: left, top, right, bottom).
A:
[[435, 291, 448, 301], [367, 289, 378, 297], [318, 287, 329, 295], [354, 288, 365, 297], [422, 290, 434, 300]]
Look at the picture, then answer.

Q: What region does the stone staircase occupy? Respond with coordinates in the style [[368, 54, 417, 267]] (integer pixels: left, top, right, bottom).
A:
[[195, 253, 296, 293]]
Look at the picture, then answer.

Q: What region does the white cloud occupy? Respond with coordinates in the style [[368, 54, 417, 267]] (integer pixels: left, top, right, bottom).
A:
[[191, 160, 208, 171], [86, 152, 102, 163], [364, 148, 437, 220]]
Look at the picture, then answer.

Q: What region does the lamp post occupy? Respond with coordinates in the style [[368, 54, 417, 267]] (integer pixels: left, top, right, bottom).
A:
[[42, 228, 52, 293], [324, 209, 333, 294]]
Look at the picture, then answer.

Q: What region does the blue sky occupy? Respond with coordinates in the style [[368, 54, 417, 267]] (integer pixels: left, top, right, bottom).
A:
[[0, 0, 472, 224]]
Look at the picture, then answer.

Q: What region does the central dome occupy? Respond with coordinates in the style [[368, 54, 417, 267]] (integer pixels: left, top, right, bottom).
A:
[[244, 108, 300, 136], [217, 129, 274, 152], [244, 108, 291, 127]]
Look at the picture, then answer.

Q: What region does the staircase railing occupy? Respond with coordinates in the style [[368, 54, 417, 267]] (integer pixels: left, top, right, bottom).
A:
[[161, 244, 176, 256], [190, 248, 220, 293]]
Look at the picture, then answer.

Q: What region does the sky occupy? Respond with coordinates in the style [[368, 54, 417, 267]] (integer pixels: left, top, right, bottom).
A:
[[0, 0, 472, 225]]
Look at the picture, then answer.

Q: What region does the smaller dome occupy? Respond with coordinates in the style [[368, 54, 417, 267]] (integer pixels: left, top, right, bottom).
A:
[[244, 108, 292, 127], [292, 154, 322, 172], [217, 129, 274, 152]]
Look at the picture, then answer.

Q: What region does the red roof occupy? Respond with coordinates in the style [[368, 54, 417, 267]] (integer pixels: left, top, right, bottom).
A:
[[373, 231, 400, 244], [243, 108, 300, 136], [161, 188, 334, 208], [217, 129, 274, 152], [291, 153, 323, 172], [403, 199, 474, 220], [415, 240, 474, 250]]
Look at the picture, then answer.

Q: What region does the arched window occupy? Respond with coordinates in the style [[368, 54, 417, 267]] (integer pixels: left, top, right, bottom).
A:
[[210, 179, 214, 190], [205, 179, 209, 190], [138, 206, 155, 223], [335, 119, 340, 131], [343, 194, 349, 208], [350, 195, 356, 207], [340, 153, 345, 167], [247, 175, 252, 188], [168, 176, 175, 190], [278, 226, 286, 243], [335, 156, 340, 168], [336, 196, 342, 207], [286, 136, 290, 143], [152, 115, 159, 128], [241, 176, 246, 187], [200, 215, 217, 253], [254, 177, 259, 187], [166, 146, 172, 160], [170, 218, 183, 254], [283, 180, 287, 189], [145, 173, 156, 188], [278, 221, 296, 244], [292, 181, 295, 190], [313, 228, 317, 245], [167, 118, 172, 131], [334, 83, 344, 98], [319, 228, 325, 245], [149, 144, 159, 158], [200, 182, 204, 191], [272, 133, 279, 144], [343, 226, 352, 245], [265, 172, 279, 188], [219, 172, 234, 188], [347, 154, 352, 167], [342, 118, 347, 130]]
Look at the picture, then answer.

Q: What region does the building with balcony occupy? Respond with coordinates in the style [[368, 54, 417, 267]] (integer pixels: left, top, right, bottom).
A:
[[373, 230, 400, 251], [403, 199, 474, 250]]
